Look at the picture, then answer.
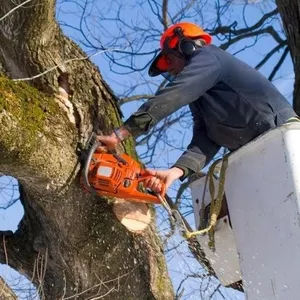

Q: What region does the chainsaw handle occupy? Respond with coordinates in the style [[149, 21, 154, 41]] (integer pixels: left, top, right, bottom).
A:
[[137, 172, 166, 198], [82, 140, 103, 195]]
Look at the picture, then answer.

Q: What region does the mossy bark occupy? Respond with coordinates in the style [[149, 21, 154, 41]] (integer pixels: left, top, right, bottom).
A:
[[0, 1, 174, 299]]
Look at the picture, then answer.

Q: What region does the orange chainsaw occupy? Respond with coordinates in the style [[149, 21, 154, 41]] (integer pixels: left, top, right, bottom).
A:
[[81, 133, 165, 204]]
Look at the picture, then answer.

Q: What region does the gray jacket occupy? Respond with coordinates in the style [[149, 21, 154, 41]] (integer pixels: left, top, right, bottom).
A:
[[124, 45, 296, 178]]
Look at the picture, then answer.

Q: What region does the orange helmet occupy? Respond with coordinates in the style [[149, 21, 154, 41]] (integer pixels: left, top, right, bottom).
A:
[[149, 22, 212, 77]]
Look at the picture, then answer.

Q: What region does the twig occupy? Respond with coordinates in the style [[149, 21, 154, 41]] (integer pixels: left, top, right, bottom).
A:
[[0, 236, 8, 299], [12, 47, 126, 82], [2, 236, 8, 265], [61, 269, 134, 300], [119, 94, 154, 105], [35, 249, 48, 300], [88, 287, 115, 300], [0, 0, 32, 22], [209, 283, 222, 299]]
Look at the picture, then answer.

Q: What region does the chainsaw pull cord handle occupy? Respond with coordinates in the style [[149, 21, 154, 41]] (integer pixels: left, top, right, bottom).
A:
[[82, 140, 103, 195]]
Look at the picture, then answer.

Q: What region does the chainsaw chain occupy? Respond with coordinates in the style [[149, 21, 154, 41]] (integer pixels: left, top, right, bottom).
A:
[[156, 194, 191, 236]]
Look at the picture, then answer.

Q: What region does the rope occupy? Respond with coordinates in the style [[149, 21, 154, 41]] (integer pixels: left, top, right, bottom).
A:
[[158, 154, 229, 251]]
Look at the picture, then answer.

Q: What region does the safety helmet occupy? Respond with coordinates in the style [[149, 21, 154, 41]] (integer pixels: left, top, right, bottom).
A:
[[148, 22, 212, 77]]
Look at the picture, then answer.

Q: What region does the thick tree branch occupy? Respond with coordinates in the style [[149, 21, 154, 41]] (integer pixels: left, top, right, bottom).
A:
[[0, 0, 56, 53], [162, 0, 169, 29], [0, 183, 84, 297], [0, 77, 77, 187], [0, 1, 175, 299], [276, 0, 300, 114]]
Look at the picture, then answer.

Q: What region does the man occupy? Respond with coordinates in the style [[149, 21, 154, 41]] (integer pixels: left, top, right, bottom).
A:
[[97, 22, 298, 194]]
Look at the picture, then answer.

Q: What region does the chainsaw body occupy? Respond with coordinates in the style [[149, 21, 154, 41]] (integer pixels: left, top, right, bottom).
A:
[[81, 134, 162, 204]]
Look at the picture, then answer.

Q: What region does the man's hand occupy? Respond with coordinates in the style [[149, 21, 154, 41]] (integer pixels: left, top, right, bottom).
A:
[[97, 133, 119, 150], [143, 167, 184, 193], [97, 126, 130, 150]]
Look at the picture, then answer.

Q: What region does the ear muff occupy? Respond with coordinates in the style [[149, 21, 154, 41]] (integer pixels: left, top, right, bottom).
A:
[[178, 38, 197, 57], [173, 27, 197, 57]]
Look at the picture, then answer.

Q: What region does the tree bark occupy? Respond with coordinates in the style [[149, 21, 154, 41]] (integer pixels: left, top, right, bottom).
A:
[[0, 0, 174, 299], [0, 276, 17, 299], [276, 0, 300, 114]]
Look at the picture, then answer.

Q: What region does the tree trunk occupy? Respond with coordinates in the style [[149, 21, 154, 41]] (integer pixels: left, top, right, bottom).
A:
[[0, 0, 173, 299], [276, 0, 300, 114], [0, 276, 17, 299]]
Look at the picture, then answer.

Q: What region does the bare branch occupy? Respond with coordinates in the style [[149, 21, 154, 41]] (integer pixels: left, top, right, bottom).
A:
[[173, 0, 197, 22], [176, 272, 211, 299], [220, 26, 284, 50], [255, 41, 287, 70], [209, 283, 222, 299], [0, 176, 19, 210], [268, 46, 289, 81], [119, 94, 154, 105], [213, 7, 278, 36]]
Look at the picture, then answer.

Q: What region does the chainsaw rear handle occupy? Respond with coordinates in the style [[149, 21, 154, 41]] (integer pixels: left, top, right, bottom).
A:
[[138, 171, 166, 198]]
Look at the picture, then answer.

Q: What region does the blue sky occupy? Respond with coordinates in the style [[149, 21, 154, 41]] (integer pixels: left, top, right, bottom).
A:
[[0, 0, 295, 299]]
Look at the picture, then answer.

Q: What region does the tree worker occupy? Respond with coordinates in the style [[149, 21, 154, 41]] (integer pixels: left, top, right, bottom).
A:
[[97, 22, 299, 193]]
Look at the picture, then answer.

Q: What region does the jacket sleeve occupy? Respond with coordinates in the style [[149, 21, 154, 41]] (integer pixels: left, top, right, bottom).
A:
[[173, 107, 221, 180], [123, 48, 222, 137]]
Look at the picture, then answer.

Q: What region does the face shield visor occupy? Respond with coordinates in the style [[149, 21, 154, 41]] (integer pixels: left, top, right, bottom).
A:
[[148, 35, 181, 78]]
